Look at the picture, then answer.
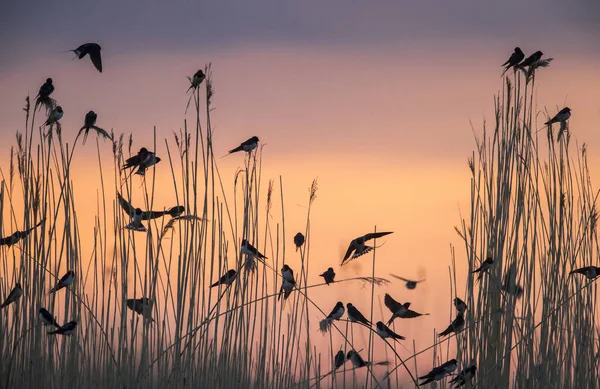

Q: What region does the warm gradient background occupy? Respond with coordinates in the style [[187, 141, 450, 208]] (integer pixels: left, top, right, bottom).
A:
[[2, 0, 600, 378]]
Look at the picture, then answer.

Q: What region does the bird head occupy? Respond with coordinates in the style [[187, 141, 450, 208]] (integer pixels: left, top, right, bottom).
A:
[[139, 147, 148, 153], [56, 106, 63, 113], [46, 78, 53, 84], [135, 208, 143, 215]]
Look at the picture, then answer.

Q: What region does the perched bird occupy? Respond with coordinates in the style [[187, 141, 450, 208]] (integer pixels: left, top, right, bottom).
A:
[[346, 350, 389, 369], [187, 69, 206, 92], [293, 232, 305, 252], [346, 303, 371, 326], [278, 278, 295, 301], [79, 111, 111, 144], [376, 321, 405, 341], [126, 298, 153, 321], [70, 43, 102, 72], [36, 78, 55, 100], [418, 359, 458, 386], [501, 263, 523, 299], [384, 293, 429, 325], [438, 313, 465, 337], [341, 231, 393, 265], [241, 239, 267, 260], [472, 256, 494, 279], [117, 192, 184, 221], [544, 107, 571, 126], [121, 148, 161, 176], [39, 308, 60, 327], [454, 297, 467, 315], [47, 271, 75, 294], [45, 106, 63, 126], [519, 50, 543, 68], [0, 219, 45, 246], [281, 264, 294, 282], [211, 269, 237, 288], [1, 283, 23, 309], [390, 273, 425, 290], [569, 265, 600, 280], [227, 136, 260, 155], [47, 320, 78, 336], [125, 208, 147, 232], [449, 364, 477, 388], [501, 47, 525, 75], [326, 301, 345, 321], [319, 267, 336, 285], [334, 350, 346, 370]]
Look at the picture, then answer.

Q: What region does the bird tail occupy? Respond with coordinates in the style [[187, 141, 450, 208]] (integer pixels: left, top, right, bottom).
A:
[[46, 288, 56, 295]]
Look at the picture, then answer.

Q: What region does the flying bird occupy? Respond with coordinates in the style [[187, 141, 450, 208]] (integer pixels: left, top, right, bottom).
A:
[[472, 256, 494, 280], [117, 192, 184, 221], [211, 269, 237, 288], [438, 313, 465, 337], [226, 136, 260, 156], [519, 50, 543, 68], [1, 283, 23, 309], [341, 231, 393, 265], [126, 298, 153, 322], [293, 232, 305, 252], [70, 43, 102, 72], [78, 111, 111, 144], [346, 303, 371, 326], [454, 297, 467, 315], [501, 47, 525, 75], [449, 364, 477, 388], [376, 321, 405, 341], [569, 265, 600, 280], [241, 239, 267, 260], [281, 265, 294, 282], [319, 267, 336, 285], [45, 106, 63, 126], [47, 320, 78, 336], [326, 302, 345, 321], [418, 359, 458, 386], [384, 293, 429, 325], [544, 107, 571, 126], [47, 271, 75, 294], [0, 219, 45, 247], [278, 278, 296, 301], [334, 350, 346, 370], [187, 69, 206, 92], [125, 208, 147, 232], [121, 148, 161, 176], [390, 273, 425, 290], [39, 308, 60, 327]]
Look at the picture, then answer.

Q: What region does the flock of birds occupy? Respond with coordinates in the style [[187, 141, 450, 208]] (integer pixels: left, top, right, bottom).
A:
[[1, 43, 598, 387]]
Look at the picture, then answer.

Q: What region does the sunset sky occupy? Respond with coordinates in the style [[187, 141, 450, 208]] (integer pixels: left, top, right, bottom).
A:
[[2, 0, 600, 381]]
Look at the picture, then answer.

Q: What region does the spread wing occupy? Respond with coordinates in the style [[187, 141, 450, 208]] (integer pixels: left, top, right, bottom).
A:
[[117, 192, 135, 216], [383, 293, 403, 313], [88, 47, 103, 72], [403, 309, 426, 318], [363, 231, 393, 242], [342, 241, 356, 263]]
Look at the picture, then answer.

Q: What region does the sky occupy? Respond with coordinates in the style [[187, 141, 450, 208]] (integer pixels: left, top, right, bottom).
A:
[[1, 0, 600, 382]]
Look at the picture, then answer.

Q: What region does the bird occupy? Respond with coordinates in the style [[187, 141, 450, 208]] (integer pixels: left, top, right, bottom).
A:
[[47, 271, 75, 294], [211, 269, 237, 288], [117, 192, 184, 221], [389, 273, 425, 290], [47, 320, 78, 336], [281, 265, 294, 282], [44, 106, 63, 126], [1, 283, 23, 309], [438, 313, 465, 337], [39, 308, 60, 327], [346, 350, 389, 369], [319, 267, 336, 285], [418, 359, 458, 386], [79, 111, 111, 144], [121, 148, 161, 176], [384, 293, 428, 325], [334, 350, 346, 370], [501, 263, 523, 299], [346, 303, 371, 326], [472, 256, 494, 279], [241, 239, 267, 260], [569, 265, 600, 280], [126, 298, 154, 321], [70, 43, 102, 72], [449, 364, 477, 387], [501, 47, 525, 75], [0, 219, 45, 246], [326, 301, 345, 321], [227, 136, 260, 155], [518, 50, 543, 68], [375, 321, 405, 341], [293, 232, 305, 252], [278, 278, 295, 301], [36, 78, 55, 101], [544, 107, 571, 126], [454, 297, 467, 315], [125, 208, 147, 232], [341, 231, 393, 265], [187, 69, 206, 92]]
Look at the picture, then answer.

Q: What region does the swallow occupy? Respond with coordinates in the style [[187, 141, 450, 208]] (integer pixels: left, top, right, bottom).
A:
[[438, 313, 465, 337], [126, 297, 153, 321], [346, 350, 389, 369], [293, 232, 305, 252], [36, 78, 55, 100], [1, 283, 23, 309], [122, 147, 161, 176], [187, 69, 206, 92], [376, 321, 405, 341], [47, 271, 75, 294], [341, 231, 393, 265], [326, 301, 345, 321], [70, 43, 102, 72], [211, 269, 237, 287], [241, 239, 267, 260], [0, 219, 45, 246], [334, 350, 346, 370], [39, 308, 60, 327], [319, 267, 336, 285], [79, 111, 111, 144], [390, 273, 425, 290], [47, 320, 78, 335], [518, 50, 543, 68], [449, 364, 477, 387], [384, 293, 429, 325], [228, 136, 259, 155], [418, 359, 458, 386], [545, 107, 571, 126], [569, 265, 600, 280], [346, 303, 371, 326], [117, 192, 184, 221], [501, 47, 525, 75], [281, 264, 294, 282], [472, 256, 494, 280], [454, 297, 467, 315], [45, 106, 63, 126], [501, 262, 523, 298], [278, 278, 296, 301], [125, 208, 147, 232]]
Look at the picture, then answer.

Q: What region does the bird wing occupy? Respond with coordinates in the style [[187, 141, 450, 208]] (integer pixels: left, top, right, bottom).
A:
[[117, 193, 136, 216], [403, 309, 425, 318], [363, 231, 393, 242], [341, 241, 356, 263], [383, 293, 403, 313], [389, 273, 410, 282], [89, 48, 103, 72]]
